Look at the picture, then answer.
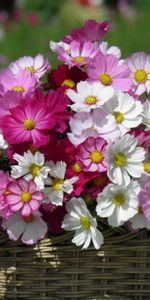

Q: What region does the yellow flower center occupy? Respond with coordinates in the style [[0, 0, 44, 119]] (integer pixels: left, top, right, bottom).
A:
[[24, 215, 33, 222], [23, 118, 35, 130], [52, 179, 64, 192], [80, 216, 91, 230], [73, 56, 84, 64], [29, 163, 41, 177], [93, 175, 106, 187], [61, 79, 75, 88], [90, 150, 103, 163], [112, 192, 125, 206], [99, 73, 112, 86], [114, 152, 126, 167], [12, 85, 24, 92], [21, 191, 31, 203], [72, 162, 81, 173], [144, 161, 150, 173], [134, 69, 148, 83], [85, 95, 97, 105], [26, 66, 35, 73], [113, 111, 124, 123]]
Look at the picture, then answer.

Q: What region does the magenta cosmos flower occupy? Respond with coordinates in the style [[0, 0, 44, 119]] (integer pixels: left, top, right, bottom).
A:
[[139, 181, 150, 221], [87, 52, 132, 92], [56, 41, 98, 67], [63, 19, 111, 45], [5, 178, 44, 217], [0, 97, 56, 147], [126, 52, 150, 95], [77, 136, 108, 172], [0, 68, 37, 97]]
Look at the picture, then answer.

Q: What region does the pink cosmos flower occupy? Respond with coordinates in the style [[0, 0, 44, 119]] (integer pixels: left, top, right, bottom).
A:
[[9, 54, 51, 79], [0, 170, 13, 219], [87, 52, 132, 92], [139, 181, 150, 221], [56, 41, 99, 67], [126, 52, 150, 95], [0, 68, 37, 97], [3, 211, 47, 244], [63, 19, 111, 45], [77, 136, 108, 172], [0, 97, 56, 147], [5, 178, 44, 217]]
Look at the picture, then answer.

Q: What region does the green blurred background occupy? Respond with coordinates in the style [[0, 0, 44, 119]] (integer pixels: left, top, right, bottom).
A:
[[0, 0, 150, 68]]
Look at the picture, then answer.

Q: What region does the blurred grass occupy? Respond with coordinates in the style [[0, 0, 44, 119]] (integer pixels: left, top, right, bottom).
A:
[[0, 1, 150, 68]]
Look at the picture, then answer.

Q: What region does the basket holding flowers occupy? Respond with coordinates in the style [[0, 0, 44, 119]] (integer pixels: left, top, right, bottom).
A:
[[0, 19, 149, 250]]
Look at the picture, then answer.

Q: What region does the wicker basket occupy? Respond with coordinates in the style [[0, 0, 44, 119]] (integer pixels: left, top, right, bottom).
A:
[[0, 223, 150, 300]]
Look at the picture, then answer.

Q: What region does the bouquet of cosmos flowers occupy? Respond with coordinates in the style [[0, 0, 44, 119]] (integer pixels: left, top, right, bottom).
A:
[[0, 20, 149, 249]]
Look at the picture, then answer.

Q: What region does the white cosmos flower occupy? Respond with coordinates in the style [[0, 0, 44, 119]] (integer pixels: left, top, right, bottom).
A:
[[68, 109, 120, 146], [106, 134, 145, 186], [43, 161, 78, 206], [11, 150, 50, 190], [62, 197, 104, 249], [96, 180, 140, 227], [142, 100, 150, 130], [67, 80, 114, 112], [103, 90, 143, 136], [99, 41, 121, 59]]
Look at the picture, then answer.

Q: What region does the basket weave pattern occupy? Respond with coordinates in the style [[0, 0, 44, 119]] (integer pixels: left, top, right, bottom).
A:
[[0, 224, 150, 300]]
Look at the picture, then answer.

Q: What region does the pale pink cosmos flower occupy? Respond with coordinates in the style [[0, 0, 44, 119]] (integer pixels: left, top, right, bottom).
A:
[[87, 52, 132, 92], [68, 109, 120, 146], [126, 52, 150, 95], [2, 211, 48, 244], [77, 136, 108, 172], [139, 181, 150, 221], [9, 54, 51, 80], [0, 68, 37, 97], [5, 178, 44, 217], [56, 41, 99, 67], [63, 19, 111, 45]]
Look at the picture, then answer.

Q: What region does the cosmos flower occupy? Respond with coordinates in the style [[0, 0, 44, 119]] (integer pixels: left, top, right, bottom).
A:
[[127, 52, 150, 95], [87, 52, 132, 92], [9, 54, 51, 79], [62, 197, 104, 249], [106, 134, 145, 186], [3, 211, 48, 244], [96, 180, 140, 227]]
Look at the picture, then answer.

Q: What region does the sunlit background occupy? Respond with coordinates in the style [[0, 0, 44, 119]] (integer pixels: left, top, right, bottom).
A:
[[0, 0, 150, 68]]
